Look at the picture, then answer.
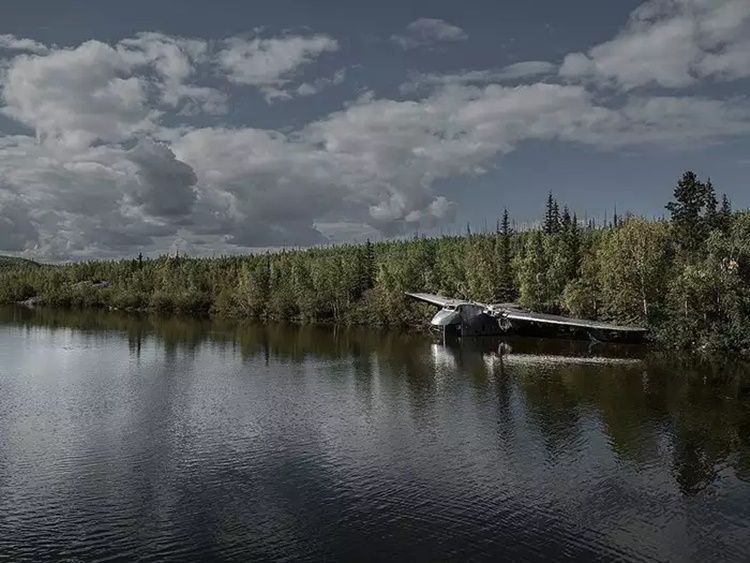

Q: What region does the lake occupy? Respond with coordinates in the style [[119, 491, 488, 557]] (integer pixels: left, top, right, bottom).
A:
[[1, 307, 749, 562]]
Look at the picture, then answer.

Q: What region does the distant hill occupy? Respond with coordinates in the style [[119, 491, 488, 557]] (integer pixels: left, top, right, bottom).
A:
[[0, 255, 40, 269]]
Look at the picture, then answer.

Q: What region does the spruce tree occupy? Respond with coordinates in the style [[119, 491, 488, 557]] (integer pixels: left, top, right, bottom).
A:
[[363, 239, 376, 290], [665, 171, 710, 257], [552, 200, 560, 233], [719, 194, 732, 234], [544, 192, 561, 234], [561, 205, 572, 232], [704, 178, 719, 231], [495, 208, 516, 302]]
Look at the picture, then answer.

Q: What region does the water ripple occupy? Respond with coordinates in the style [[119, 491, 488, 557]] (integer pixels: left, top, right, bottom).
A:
[[1, 319, 749, 562]]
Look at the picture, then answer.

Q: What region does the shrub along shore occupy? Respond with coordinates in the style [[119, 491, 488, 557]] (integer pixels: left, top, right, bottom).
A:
[[2, 171, 749, 354]]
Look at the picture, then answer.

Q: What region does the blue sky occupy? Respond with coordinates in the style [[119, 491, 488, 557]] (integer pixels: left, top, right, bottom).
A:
[[0, 0, 749, 259]]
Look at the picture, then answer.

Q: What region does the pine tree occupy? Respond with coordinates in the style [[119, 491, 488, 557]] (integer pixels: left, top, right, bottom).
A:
[[544, 192, 561, 234], [665, 171, 710, 257], [719, 194, 732, 234], [705, 178, 719, 231], [561, 205, 572, 232], [363, 239, 376, 291], [567, 212, 581, 279], [518, 230, 549, 309], [495, 208, 516, 302], [552, 200, 560, 232]]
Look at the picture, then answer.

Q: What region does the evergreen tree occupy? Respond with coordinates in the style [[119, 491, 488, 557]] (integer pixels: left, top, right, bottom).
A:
[[719, 194, 732, 233], [495, 208, 516, 302], [544, 192, 561, 234], [561, 205, 572, 232], [518, 230, 549, 310], [566, 212, 581, 280], [363, 239, 376, 290], [552, 200, 560, 232], [665, 171, 711, 257], [705, 178, 719, 231]]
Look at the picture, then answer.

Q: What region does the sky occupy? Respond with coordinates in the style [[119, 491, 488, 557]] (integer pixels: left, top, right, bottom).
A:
[[0, 0, 749, 260]]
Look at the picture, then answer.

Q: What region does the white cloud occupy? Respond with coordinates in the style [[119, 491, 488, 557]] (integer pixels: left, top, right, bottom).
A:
[[303, 83, 600, 181], [0, 30, 335, 155], [1, 40, 158, 150], [392, 18, 468, 49], [3, 74, 750, 258], [118, 32, 228, 115], [125, 138, 198, 218], [0, 197, 39, 251], [217, 34, 339, 101], [171, 125, 352, 246], [402, 61, 556, 92], [561, 95, 750, 149], [295, 68, 347, 97], [559, 0, 750, 90], [0, 6, 749, 260], [493, 61, 557, 80], [0, 34, 50, 55]]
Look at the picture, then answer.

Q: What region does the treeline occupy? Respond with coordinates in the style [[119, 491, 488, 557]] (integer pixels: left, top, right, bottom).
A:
[[1, 171, 749, 352]]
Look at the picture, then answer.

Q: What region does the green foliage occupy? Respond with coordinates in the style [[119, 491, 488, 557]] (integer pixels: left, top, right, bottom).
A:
[[0, 255, 40, 270], [0, 171, 747, 352], [597, 217, 673, 323]]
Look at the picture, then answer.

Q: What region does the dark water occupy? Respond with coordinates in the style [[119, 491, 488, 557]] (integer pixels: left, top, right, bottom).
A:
[[1, 307, 749, 562]]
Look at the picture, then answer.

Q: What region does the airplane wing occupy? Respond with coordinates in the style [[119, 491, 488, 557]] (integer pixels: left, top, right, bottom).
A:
[[502, 310, 647, 333], [405, 292, 472, 308]]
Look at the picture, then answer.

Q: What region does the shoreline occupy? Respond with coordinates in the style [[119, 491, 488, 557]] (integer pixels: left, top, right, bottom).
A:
[[8, 300, 744, 361], [6, 304, 750, 372]]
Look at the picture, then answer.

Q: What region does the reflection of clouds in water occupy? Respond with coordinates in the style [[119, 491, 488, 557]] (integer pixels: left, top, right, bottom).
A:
[[0, 310, 748, 562]]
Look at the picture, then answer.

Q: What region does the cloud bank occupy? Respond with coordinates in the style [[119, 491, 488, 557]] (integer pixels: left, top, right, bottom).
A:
[[0, 0, 748, 259]]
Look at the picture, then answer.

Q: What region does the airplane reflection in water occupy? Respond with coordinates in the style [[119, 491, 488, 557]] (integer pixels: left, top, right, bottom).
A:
[[430, 335, 646, 374]]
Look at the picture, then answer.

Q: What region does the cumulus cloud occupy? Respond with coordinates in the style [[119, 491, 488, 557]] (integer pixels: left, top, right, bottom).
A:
[[126, 138, 198, 218], [392, 18, 468, 49], [0, 3, 748, 260], [0, 136, 188, 258], [0, 198, 39, 251], [217, 33, 339, 101], [559, 0, 750, 90], [0, 34, 50, 55], [171, 126, 344, 246], [302, 83, 602, 185], [118, 32, 227, 115], [0, 29, 335, 153], [1, 40, 157, 150], [295, 68, 347, 97]]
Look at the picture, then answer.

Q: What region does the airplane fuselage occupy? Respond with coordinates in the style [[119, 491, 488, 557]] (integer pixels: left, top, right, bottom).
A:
[[407, 292, 648, 343]]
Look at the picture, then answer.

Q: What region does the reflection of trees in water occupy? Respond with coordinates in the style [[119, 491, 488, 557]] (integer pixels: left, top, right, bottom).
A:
[[3, 305, 750, 495], [530, 363, 664, 468], [513, 363, 584, 461], [512, 355, 750, 496], [661, 362, 750, 495]]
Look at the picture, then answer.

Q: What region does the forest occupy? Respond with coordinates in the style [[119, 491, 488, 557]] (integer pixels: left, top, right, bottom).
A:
[[1, 170, 749, 353]]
